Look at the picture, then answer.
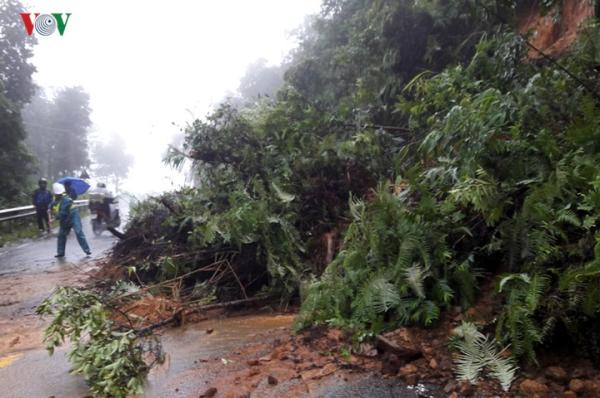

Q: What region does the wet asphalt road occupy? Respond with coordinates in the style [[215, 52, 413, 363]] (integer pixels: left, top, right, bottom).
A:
[[0, 215, 118, 398], [0, 214, 116, 276]]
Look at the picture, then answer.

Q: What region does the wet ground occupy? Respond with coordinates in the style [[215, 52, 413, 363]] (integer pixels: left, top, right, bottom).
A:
[[0, 215, 118, 397], [0, 216, 438, 398]]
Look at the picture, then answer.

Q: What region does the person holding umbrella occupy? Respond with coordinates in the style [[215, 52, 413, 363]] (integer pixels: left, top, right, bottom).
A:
[[32, 178, 53, 233], [57, 176, 90, 200], [52, 182, 91, 258]]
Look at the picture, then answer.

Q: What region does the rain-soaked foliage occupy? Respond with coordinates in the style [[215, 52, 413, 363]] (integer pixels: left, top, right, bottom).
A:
[[39, 0, 600, 395]]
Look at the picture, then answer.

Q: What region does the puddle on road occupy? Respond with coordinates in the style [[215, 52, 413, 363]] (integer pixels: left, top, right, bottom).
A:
[[148, 313, 295, 380]]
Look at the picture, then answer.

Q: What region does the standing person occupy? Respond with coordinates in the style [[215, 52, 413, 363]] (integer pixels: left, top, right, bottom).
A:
[[32, 178, 52, 233], [52, 182, 91, 258]]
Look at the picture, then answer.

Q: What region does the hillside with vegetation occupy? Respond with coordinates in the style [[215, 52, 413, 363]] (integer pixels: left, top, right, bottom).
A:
[[38, 1, 600, 397]]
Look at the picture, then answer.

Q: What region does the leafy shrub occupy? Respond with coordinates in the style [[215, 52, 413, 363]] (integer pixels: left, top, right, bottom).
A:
[[36, 287, 163, 398], [300, 23, 600, 364]]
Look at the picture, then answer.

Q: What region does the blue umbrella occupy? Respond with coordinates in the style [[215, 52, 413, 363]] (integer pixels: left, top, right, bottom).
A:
[[57, 177, 91, 196]]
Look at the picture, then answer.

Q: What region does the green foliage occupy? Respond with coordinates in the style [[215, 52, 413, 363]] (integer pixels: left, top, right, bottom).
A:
[[0, 0, 37, 105], [121, 0, 600, 366], [295, 185, 468, 331], [0, 92, 34, 207], [450, 322, 518, 392], [0, 0, 37, 206], [36, 287, 163, 398], [496, 274, 549, 362], [299, 11, 600, 364]]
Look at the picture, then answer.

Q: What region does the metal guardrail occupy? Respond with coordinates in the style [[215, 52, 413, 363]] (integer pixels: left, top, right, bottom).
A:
[[0, 200, 89, 223]]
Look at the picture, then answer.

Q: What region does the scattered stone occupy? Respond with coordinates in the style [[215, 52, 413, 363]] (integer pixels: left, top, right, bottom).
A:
[[421, 344, 433, 355], [259, 354, 272, 362], [320, 363, 338, 377], [199, 387, 217, 398], [267, 375, 278, 385], [247, 368, 260, 377], [382, 353, 400, 374], [444, 381, 457, 393], [405, 374, 418, 386], [519, 379, 549, 398], [301, 363, 338, 381], [398, 363, 419, 385], [584, 380, 600, 396], [8, 336, 19, 347], [562, 391, 576, 398], [458, 381, 473, 396], [205, 328, 214, 334], [357, 342, 378, 357], [247, 359, 259, 366], [439, 357, 453, 370], [545, 366, 568, 383], [572, 367, 593, 378], [398, 363, 418, 377], [569, 379, 585, 393], [448, 392, 459, 398], [326, 329, 343, 342], [429, 358, 438, 369]]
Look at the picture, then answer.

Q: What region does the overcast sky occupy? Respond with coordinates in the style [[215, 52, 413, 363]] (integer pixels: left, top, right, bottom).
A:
[[29, 0, 321, 195]]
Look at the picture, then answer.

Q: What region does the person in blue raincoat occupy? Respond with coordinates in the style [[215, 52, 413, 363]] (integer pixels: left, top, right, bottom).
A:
[[32, 178, 53, 233], [52, 182, 91, 257]]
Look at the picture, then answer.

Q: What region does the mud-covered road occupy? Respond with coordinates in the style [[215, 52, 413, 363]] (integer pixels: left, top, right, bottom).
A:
[[0, 216, 117, 397], [0, 217, 436, 398]]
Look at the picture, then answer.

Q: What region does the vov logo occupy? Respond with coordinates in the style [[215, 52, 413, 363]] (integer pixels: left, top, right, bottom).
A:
[[20, 13, 71, 36]]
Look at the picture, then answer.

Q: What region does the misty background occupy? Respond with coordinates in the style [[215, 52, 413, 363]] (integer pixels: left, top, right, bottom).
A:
[[0, 0, 321, 206]]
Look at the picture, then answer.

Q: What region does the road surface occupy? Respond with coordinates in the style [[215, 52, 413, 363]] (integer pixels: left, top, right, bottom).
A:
[[0, 215, 117, 397], [0, 216, 438, 398]]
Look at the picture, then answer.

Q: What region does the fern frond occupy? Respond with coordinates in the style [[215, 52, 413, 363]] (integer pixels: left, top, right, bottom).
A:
[[404, 264, 429, 298], [452, 322, 518, 391], [369, 276, 402, 313], [486, 346, 518, 392]]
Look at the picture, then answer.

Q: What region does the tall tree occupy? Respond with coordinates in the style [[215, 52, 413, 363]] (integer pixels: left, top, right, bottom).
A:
[[0, 0, 37, 206], [238, 59, 286, 102], [0, 93, 33, 207], [0, 0, 37, 105], [23, 87, 93, 180]]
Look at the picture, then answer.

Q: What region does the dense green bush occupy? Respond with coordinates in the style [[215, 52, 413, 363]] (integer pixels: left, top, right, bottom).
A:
[[37, 287, 163, 398], [300, 21, 600, 363]]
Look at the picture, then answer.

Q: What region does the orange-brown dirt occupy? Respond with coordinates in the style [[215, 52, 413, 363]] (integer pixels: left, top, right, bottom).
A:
[[161, 326, 384, 398], [0, 261, 96, 356], [517, 0, 594, 58]]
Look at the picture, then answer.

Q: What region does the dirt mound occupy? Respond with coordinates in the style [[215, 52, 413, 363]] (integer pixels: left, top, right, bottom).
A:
[[517, 0, 594, 58]]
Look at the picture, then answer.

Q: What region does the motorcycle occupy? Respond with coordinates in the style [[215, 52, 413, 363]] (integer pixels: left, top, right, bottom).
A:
[[89, 196, 121, 236]]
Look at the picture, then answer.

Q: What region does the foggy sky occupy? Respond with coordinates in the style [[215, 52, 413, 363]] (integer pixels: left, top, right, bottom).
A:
[[29, 0, 321, 195]]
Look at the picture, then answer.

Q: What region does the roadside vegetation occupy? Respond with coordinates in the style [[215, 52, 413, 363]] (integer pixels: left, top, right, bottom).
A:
[[36, 0, 600, 396]]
